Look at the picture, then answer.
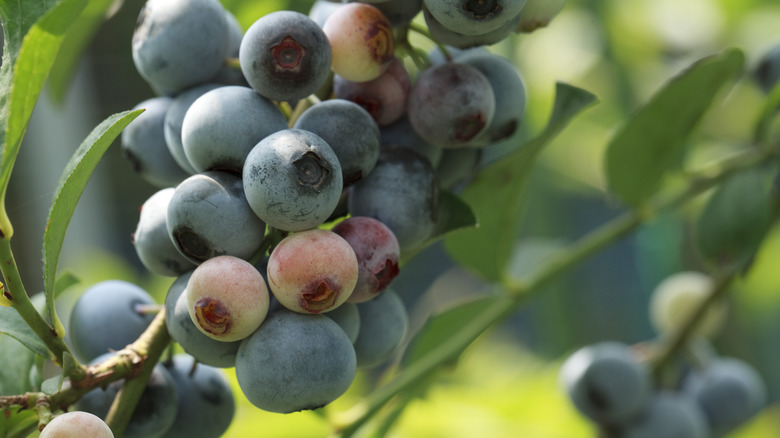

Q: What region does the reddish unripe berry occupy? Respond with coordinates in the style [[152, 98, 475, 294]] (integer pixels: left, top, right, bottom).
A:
[[40, 412, 114, 438], [267, 229, 359, 313], [333, 56, 411, 126], [186, 256, 269, 342], [332, 216, 400, 303], [323, 3, 395, 82]]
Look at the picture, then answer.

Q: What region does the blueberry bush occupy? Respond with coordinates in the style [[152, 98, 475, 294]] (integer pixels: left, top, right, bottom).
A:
[[1, 0, 780, 437]]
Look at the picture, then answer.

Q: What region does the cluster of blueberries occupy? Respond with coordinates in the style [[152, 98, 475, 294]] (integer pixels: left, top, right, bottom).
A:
[[559, 272, 767, 437], [54, 0, 563, 436]]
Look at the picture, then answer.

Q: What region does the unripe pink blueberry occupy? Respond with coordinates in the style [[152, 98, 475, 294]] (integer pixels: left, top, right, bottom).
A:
[[186, 256, 270, 342], [267, 229, 359, 314], [332, 216, 400, 303], [40, 411, 114, 438]]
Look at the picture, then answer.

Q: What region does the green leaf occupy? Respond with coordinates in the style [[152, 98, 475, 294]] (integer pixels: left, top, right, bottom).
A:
[[401, 190, 477, 264], [0, 410, 38, 438], [41, 374, 63, 395], [402, 294, 509, 366], [0, 0, 88, 228], [695, 166, 775, 272], [505, 238, 566, 283], [0, 306, 49, 358], [444, 83, 598, 281], [0, 334, 36, 396], [48, 0, 114, 104], [53, 271, 79, 300], [604, 48, 745, 207], [42, 109, 144, 338]]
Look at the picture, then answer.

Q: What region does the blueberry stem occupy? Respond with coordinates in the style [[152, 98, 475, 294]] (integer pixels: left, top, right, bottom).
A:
[[407, 22, 451, 62], [332, 145, 774, 437]]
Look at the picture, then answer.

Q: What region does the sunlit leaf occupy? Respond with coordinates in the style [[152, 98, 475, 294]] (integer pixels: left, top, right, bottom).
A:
[[605, 48, 745, 207]]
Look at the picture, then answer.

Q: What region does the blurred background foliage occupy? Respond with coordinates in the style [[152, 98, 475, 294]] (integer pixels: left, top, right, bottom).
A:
[[8, 0, 780, 436]]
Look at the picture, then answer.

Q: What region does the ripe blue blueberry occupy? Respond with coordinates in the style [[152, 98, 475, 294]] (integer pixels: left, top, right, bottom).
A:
[[164, 83, 222, 175], [132, 0, 231, 95], [133, 188, 197, 277], [353, 289, 408, 368], [76, 354, 178, 438], [181, 86, 288, 173], [348, 147, 439, 251], [559, 341, 652, 426], [243, 129, 343, 232], [68, 281, 156, 362], [293, 99, 381, 185], [239, 11, 332, 102], [160, 354, 235, 438], [167, 171, 266, 263], [235, 310, 356, 413], [617, 392, 710, 438], [122, 97, 191, 188]]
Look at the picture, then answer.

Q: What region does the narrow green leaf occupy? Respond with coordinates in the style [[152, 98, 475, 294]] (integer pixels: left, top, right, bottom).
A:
[[0, 0, 88, 216], [41, 374, 63, 395], [42, 109, 144, 337], [402, 294, 507, 366], [0, 334, 36, 395], [695, 166, 775, 272], [444, 83, 598, 281], [53, 271, 79, 300], [48, 0, 115, 104], [0, 307, 49, 358], [401, 190, 477, 264], [605, 48, 745, 207], [4, 411, 38, 438]]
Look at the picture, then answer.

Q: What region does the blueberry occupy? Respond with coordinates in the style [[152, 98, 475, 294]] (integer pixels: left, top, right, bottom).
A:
[[407, 62, 495, 148], [353, 289, 408, 368], [380, 115, 443, 167], [160, 354, 235, 438], [243, 129, 343, 232], [181, 86, 288, 173], [322, 3, 395, 82], [40, 412, 113, 438], [649, 271, 726, 339], [331, 216, 400, 303], [132, 0, 230, 95], [267, 229, 358, 314], [68, 280, 156, 362], [755, 43, 780, 94], [348, 147, 439, 251], [164, 272, 240, 368], [422, 4, 522, 49], [559, 341, 652, 426], [235, 310, 356, 413], [333, 57, 411, 127], [164, 83, 222, 175], [309, 0, 345, 28], [186, 255, 270, 342], [76, 354, 178, 438], [324, 302, 361, 343], [455, 50, 526, 144], [422, 0, 526, 36], [239, 11, 332, 102], [293, 99, 381, 185], [133, 188, 197, 277], [122, 97, 191, 188], [167, 171, 266, 263], [616, 392, 710, 438], [682, 357, 766, 435]]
